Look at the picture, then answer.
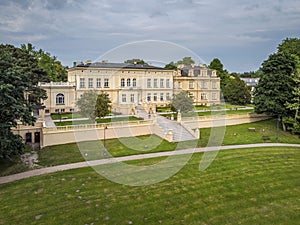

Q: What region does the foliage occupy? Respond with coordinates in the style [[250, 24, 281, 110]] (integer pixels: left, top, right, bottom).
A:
[[223, 75, 251, 105], [164, 57, 196, 69], [176, 56, 195, 65], [76, 91, 99, 121], [170, 91, 194, 113], [254, 52, 298, 116], [164, 61, 177, 69], [209, 58, 230, 89], [277, 38, 300, 59], [94, 92, 111, 118], [0, 44, 48, 159], [238, 70, 262, 78], [21, 43, 67, 81], [124, 58, 147, 65]]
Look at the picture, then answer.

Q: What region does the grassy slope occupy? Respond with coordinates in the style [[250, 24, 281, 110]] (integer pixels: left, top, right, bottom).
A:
[[0, 147, 299, 224], [54, 116, 142, 126], [199, 119, 300, 147]]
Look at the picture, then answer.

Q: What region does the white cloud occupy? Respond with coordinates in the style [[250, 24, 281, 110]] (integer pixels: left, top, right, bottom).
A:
[[0, 0, 299, 72]]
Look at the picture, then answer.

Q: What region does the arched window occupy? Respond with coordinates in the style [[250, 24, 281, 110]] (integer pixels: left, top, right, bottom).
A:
[[132, 78, 136, 87], [127, 78, 131, 87], [56, 93, 64, 105], [121, 78, 125, 87]]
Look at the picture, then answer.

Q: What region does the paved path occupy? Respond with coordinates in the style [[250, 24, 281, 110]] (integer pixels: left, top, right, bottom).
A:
[[1, 143, 300, 185]]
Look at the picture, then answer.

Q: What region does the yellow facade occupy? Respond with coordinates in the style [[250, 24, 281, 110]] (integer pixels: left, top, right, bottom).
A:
[[39, 62, 220, 114], [174, 64, 221, 106]]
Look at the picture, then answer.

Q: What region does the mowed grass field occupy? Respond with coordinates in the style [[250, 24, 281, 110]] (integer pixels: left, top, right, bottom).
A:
[[0, 147, 299, 224]]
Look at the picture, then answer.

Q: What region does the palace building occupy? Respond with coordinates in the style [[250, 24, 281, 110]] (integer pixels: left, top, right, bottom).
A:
[[39, 61, 221, 115]]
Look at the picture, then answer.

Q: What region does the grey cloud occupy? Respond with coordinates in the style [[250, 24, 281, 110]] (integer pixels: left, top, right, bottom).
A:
[[45, 0, 69, 10], [0, 0, 32, 9]]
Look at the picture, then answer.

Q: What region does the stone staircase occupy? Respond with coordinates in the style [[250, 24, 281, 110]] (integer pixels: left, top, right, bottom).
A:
[[136, 105, 197, 142], [156, 115, 197, 142]]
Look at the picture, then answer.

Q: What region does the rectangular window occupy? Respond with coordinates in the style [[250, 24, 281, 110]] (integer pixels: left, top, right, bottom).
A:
[[122, 94, 126, 103], [61, 109, 65, 113], [45, 109, 50, 114], [121, 78, 125, 87], [160, 93, 164, 101], [96, 78, 101, 88], [147, 79, 151, 88], [201, 81, 207, 89], [132, 78, 137, 87], [212, 81, 217, 89], [130, 94, 134, 103], [160, 79, 164, 88], [201, 93, 207, 100], [212, 93, 217, 100], [189, 81, 194, 89], [166, 93, 170, 100], [153, 93, 157, 101], [178, 82, 181, 89], [104, 78, 109, 88], [201, 70, 207, 76], [154, 79, 158, 88], [70, 108, 75, 112], [147, 93, 151, 102], [166, 79, 170, 88], [55, 109, 59, 113], [88, 78, 93, 88], [80, 78, 85, 88]]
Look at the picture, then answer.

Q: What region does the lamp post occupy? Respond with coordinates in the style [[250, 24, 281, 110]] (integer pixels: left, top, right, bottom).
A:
[[59, 110, 62, 123], [276, 115, 281, 142], [103, 126, 108, 156]]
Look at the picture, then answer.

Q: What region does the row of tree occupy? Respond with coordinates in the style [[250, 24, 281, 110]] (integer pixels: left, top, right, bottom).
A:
[[0, 44, 67, 159], [254, 38, 300, 134]]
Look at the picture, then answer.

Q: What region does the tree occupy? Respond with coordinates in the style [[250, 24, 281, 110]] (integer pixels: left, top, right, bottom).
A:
[[223, 76, 251, 105], [95, 92, 111, 118], [0, 44, 47, 159], [254, 52, 298, 117], [277, 38, 300, 59], [177, 57, 195, 65], [76, 91, 99, 121], [170, 91, 194, 113], [21, 43, 67, 81], [124, 58, 147, 65], [209, 58, 230, 90], [164, 61, 177, 69]]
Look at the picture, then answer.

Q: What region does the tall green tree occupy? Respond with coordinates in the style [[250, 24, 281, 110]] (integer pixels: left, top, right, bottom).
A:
[[76, 91, 99, 122], [208, 58, 230, 89], [21, 43, 67, 81], [0, 44, 47, 159], [171, 91, 194, 113], [254, 52, 299, 118], [95, 92, 111, 118], [223, 76, 251, 105], [277, 38, 300, 59]]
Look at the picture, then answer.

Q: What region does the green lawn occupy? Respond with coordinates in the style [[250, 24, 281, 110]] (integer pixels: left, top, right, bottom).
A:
[[38, 135, 195, 167], [54, 116, 143, 126], [0, 147, 299, 224], [198, 119, 300, 147], [161, 109, 254, 119], [1, 119, 299, 176], [51, 112, 83, 120]]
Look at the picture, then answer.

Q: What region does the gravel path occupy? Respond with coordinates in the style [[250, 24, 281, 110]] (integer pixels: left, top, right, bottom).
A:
[[1, 143, 299, 184]]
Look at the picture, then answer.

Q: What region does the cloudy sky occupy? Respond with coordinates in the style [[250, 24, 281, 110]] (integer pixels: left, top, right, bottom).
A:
[[0, 0, 299, 72]]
